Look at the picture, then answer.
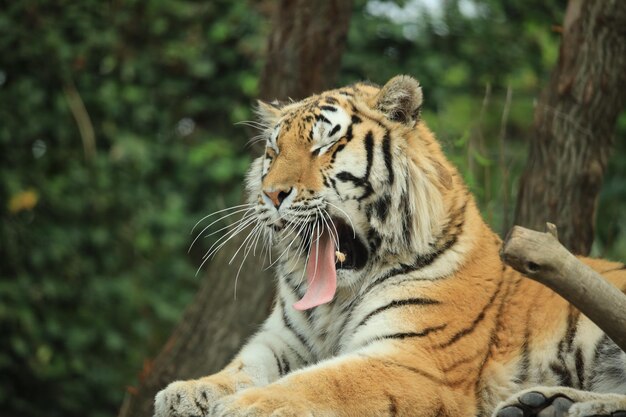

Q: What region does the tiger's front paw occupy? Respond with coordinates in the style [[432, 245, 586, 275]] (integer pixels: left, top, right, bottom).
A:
[[154, 378, 231, 417], [495, 390, 574, 417], [494, 387, 626, 417], [213, 386, 320, 417]]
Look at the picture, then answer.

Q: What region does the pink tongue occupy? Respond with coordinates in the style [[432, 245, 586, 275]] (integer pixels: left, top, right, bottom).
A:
[[293, 230, 337, 310]]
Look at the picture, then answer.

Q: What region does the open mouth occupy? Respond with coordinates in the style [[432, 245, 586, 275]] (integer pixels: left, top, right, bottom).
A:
[[291, 216, 368, 311], [332, 217, 368, 270]]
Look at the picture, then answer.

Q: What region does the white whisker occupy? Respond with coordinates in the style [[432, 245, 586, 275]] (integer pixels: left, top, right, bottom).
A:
[[323, 208, 341, 251], [326, 202, 356, 238], [229, 223, 263, 266], [233, 223, 264, 300], [188, 206, 254, 253], [297, 218, 317, 287], [312, 220, 320, 282], [202, 215, 257, 261], [318, 208, 340, 250], [266, 221, 301, 269], [287, 217, 313, 275], [191, 203, 254, 234], [270, 215, 311, 270]]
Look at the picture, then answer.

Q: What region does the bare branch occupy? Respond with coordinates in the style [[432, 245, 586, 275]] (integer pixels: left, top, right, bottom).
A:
[[501, 224, 626, 352], [63, 79, 97, 162]]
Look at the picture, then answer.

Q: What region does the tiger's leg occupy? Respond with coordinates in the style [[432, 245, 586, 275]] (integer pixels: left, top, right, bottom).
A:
[[211, 351, 473, 417], [154, 305, 313, 417], [494, 387, 626, 417]]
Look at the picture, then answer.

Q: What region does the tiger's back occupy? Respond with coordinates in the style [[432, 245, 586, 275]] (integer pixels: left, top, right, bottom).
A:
[[154, 76, 626, 417], [479, 257, 626, 415]]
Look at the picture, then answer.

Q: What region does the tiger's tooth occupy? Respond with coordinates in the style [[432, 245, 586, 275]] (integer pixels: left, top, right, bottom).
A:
[[335, 251, 346, 263]]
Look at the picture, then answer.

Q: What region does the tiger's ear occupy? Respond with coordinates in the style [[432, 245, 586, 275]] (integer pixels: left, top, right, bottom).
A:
[[373, 75, 423, 126], [255, 100, 282, 126]]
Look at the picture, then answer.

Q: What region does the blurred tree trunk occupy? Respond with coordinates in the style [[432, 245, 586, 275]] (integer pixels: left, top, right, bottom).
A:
[[514, 0, 626, 255], [117, 2, 352, 417], [259, 0, 352, 101]]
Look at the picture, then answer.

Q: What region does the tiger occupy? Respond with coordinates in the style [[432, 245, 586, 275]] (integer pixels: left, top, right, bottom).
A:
[[154, 75, 626, 417]]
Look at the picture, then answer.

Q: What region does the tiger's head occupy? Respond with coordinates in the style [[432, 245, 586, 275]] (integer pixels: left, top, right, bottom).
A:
[[245, 75, 465, 310]]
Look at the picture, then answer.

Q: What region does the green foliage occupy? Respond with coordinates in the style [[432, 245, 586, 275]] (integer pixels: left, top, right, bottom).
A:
[[593, 112, 626, 259], [0, 1, 264, 416], [0, 1, 623, 417]]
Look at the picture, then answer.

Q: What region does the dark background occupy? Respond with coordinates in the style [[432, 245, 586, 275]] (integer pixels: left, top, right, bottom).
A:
[[1, 1, 624, 416]]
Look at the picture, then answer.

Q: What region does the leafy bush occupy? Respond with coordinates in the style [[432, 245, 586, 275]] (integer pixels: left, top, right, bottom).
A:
[[1, 1, 623, 417], [0, 1, 263, 416]]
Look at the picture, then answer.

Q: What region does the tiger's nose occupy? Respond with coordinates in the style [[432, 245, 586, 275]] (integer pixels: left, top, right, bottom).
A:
[[263, 187, 293, 209]]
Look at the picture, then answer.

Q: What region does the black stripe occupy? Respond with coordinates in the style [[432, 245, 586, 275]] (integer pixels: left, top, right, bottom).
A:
[[345, 122, 354, 141], [373, 193, 391, 221], [437, 279, 503, 349], [284, 342, 308, 366], [362, 234, 459, 296], [552, 306, 579, 387], [272, 350, 284, 376], [194, 398, 207, 415], [382, 131, 394, 185], [516, 277, 536, 384], [320, 105, 337, 112], [516, 338, 530, 383], [365, 201, 374, 222], [364, 130, 374, 180], [387, 394, 398, 417], [362, 354, 446, 386], [361, 324, 446, 347], [355, 297, 440, 330], [575, 346, 585, 389], [440, 200, 468, 237], [284, 272, 303, 295], [442, 349, 484, 373], [340, 190, 467, 339], [342, 229, 456, 331], [329, 124, 341, 137], [589, 334, 612, 386], [400, 190, 412, 245], [329, 176, 339, 195], [357, 184, 374, 201], [316, 114, 331, 124], [330, 143, 346, 163], [336, 171, 362, 183], [279, 298, 315, 355], [337, 129, 376, 202], [281, 353, 291, 375], [367, 227, 383, 252], [564, 307, 579, 349], [471, 270, 513, 399], [335, 170, 374, 201], [550, 362, 572, 386], [389, 363, 444, 385]]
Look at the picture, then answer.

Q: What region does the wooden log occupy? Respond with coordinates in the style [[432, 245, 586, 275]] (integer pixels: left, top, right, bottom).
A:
[[501, 223, 626, 352]]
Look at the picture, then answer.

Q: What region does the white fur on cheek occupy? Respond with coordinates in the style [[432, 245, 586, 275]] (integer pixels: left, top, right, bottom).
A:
[[406, 160, 445, 254], [245, 156, 265, 204]]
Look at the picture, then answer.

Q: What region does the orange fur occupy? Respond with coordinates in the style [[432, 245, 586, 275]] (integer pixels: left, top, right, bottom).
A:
[[155, 77, 626, 417]]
